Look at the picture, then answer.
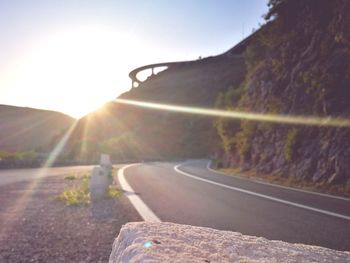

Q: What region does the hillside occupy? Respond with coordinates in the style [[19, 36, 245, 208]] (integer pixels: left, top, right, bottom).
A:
[[216, 0, 350, 185], [66, 0, 350, 187], [0, 105, 75, 152], [66, 54, 246, 161]]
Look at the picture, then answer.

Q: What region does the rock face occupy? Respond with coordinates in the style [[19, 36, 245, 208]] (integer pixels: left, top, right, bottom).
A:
[[109, 222, 350, 263], [216, 0, 350, 184]]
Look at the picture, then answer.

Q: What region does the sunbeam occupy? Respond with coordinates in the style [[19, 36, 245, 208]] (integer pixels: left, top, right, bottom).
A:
[[0, 114, 54, 145], [114, 98, 350, 128], [41, 120, 78, 168], [80, 114, 91, 160], [0, 120, 78, 241]]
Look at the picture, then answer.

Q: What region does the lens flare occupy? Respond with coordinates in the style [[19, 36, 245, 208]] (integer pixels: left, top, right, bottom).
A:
[[143, 241, 153, 248], [0, 120, 78, 241], [42, 120, 78, 168], [114, 98, 350, 128]]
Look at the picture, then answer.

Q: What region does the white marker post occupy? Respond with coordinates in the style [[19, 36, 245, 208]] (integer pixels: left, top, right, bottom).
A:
[[89, 154, 113, 200]]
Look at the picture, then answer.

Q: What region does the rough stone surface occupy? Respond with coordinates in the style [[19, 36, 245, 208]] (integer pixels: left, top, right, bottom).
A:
[[217, 1, 350, 185], [109, 222, 350, 263]]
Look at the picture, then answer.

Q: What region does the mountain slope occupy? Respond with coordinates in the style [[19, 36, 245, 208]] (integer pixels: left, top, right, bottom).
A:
[[0, 105, 75, 152], [68, 0, 350, 188], [66, 54, 246, 160], [215, 0, 350, 184]]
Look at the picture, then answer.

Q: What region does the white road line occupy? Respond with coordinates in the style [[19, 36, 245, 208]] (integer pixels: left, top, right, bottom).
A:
[[206, 160, 350, 202], [118, 164, 161, 222], [174, 163, 350, 221]]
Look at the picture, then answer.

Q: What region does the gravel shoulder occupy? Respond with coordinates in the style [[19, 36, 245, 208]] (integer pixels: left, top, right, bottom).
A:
[[0, 172, 141, 262]]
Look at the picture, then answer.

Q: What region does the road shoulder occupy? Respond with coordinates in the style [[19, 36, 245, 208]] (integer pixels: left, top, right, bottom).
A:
[[0, 171, 141, 262]]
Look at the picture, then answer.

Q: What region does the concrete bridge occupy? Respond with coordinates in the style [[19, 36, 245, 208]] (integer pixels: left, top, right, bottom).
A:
[[128, 27, 260, 88], [129, 61, 192, 88]]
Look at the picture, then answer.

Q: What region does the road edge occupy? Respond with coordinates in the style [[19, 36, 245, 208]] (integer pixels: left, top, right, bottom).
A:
[[118, 164, 161, 222], [174, 162, 350, 221], [206, 160, 350, 202]]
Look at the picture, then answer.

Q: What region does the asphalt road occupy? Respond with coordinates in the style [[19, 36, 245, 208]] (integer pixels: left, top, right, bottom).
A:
[[0, 165, 95, 186], [122, 159, 350, 251]]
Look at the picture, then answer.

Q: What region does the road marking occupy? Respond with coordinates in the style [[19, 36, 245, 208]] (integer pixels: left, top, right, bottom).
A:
[[118, 164, 161, 222], [206, 160, 350, 202], [174, 163, 350, 221]]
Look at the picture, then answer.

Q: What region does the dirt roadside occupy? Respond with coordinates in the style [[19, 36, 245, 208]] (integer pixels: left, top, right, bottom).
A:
[[0, 173, 141, 262]]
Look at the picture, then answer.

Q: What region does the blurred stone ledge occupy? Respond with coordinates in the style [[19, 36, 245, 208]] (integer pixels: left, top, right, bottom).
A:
[[109, 222, 350, 263]]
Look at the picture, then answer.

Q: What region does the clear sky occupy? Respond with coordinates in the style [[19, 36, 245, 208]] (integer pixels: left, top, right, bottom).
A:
[[0, 0, 268, 118]]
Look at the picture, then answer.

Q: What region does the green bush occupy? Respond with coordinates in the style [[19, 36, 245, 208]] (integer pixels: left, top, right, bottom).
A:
[[58, 178, 90, 206], [284, 128, 299, 162], [107, 185, 122, 198], [234, 121, 256, 160]]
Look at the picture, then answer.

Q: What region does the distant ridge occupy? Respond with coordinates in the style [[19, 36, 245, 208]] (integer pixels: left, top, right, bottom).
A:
[[0, 104, 75, 152], [0, 104, 75, 118]]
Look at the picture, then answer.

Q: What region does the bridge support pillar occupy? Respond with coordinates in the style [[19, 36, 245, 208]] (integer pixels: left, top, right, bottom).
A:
[[131, 80, 139, 89]]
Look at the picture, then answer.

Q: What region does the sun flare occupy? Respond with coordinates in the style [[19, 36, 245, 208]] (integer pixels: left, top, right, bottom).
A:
[[3, 26, 136, 118]]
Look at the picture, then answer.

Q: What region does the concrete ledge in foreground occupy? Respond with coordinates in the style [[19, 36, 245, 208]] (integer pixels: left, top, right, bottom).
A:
[[109, 222, 350, 263]]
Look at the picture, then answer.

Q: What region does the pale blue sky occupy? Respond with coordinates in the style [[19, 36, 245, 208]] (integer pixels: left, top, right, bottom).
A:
[[0, 0, 268, 117]]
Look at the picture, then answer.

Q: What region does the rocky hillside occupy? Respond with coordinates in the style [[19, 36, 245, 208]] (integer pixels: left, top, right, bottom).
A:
[[66, 55, 246, 161], [66, 0, 350, 186], [216, 0, 350, 184], [0, 105, 74, 152]]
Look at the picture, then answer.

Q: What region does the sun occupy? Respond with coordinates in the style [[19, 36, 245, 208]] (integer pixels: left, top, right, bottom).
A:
[[6, 26, 135, 118]]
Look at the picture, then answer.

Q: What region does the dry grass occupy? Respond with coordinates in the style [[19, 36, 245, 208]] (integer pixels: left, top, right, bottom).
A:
[[64, 174, 77, 180], [58, 171, 122, 206], [107, 185, 122, 198], [58, 176, 90, 206]]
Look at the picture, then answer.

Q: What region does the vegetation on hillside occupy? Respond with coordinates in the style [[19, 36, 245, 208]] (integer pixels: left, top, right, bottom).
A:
[[46, 0, 350, 187], [64, 56, 246, 161], [214, 0, 350, 185], [0, 150, 38, 161]]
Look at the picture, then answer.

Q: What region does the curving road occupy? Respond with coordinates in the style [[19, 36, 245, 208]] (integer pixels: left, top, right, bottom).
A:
[[120, 159, 350, 251]]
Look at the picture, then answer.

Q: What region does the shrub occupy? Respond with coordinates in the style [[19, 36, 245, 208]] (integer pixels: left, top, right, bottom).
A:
[[244, 40, 265, 73], [284, 128, 299, 162], [107, 185, 122, 198], [345, 178, 350, 193], [64, 174, 77, 180], [234, 121, 256, 160], [225, 83, 246, 106], [58, 170, 121, 206], [58, 178, 90, 206]]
